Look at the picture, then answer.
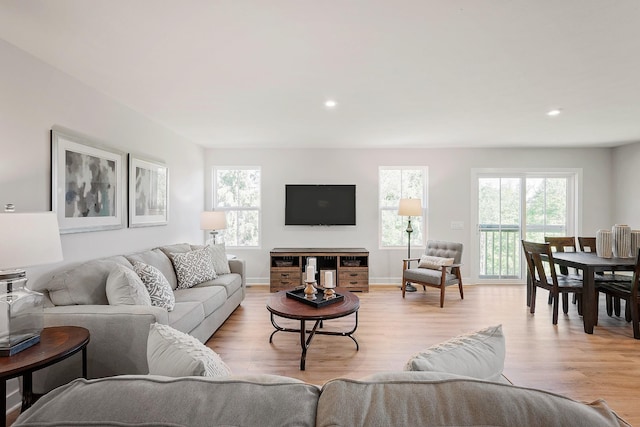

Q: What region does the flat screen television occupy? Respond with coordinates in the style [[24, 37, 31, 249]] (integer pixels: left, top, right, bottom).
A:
[[285, 185, 356, 226]]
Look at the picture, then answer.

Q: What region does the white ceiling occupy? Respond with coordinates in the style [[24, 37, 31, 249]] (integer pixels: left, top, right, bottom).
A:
[[1, 0, 639, 149]]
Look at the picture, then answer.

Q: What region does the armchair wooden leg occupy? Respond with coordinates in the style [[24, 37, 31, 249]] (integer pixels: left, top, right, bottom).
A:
[[530, 285, 537, 314], [401, 281, 406, 298], [439, 286, 445, 308], [458, 282, 464, 300]]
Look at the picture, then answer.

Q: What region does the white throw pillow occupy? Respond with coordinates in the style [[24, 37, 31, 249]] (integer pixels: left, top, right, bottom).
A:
[[133, 262, 175, 311], [404, 324, 505, 382], [418, 255, 455, 270], [170, 247, 217, 289], [147, 323, 232, 377], [208, 244, 231, 275], [105, 264, 151, 306]]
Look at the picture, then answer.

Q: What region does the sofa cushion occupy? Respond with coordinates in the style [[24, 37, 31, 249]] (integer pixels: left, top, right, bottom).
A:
[[403, 267, 459, 286], [168, 301, 205, 334], [105, 264, 151, 306], [418, 255, 454, 270], [147, 323, 231, 377], [170, 247, 217, 289], [14, 375, 320, 427], [174, 286, 227, 317], [126, 249, 178, 290], [35, 256, 132, 306], [133, 262, 175, 311], [316, 376, 629, 427], [194, 273, 242, 298], [404, 324, 505, 382]]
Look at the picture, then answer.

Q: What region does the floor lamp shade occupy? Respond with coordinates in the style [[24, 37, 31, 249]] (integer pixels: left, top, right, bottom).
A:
[[0, 212, 63, 355], [397, 199, 422, 217]]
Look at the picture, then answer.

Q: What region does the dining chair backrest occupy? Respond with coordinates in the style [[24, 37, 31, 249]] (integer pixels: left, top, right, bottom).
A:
[[544, 236, 577, 275], [522, 240, 558, 290], [578, 237, 597, 252]]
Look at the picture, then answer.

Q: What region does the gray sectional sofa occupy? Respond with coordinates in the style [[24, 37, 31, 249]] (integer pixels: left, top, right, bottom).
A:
[[14, 372, 629, 426], [30, 243, 245, 393]]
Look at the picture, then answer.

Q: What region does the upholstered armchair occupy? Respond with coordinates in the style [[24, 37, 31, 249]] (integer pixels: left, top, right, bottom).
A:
[[402, 240, 464, 307]]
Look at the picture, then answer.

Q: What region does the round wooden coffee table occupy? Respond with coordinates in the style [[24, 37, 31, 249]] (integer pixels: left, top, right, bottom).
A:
[[0, 326, 90, 426], [267, 290, 359, 370]]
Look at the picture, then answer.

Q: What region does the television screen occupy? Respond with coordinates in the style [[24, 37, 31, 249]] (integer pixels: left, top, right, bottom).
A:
[[285, 185, 356, 226]]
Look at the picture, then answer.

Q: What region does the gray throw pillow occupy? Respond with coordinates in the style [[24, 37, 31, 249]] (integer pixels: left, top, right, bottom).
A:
[[147, 323, 232, 377], [170, 247, 217, 289], [404, 324, 505, 382], [105, 264, 151, 306], [133, 261, 175, 311], [209, 243, 231, 275]]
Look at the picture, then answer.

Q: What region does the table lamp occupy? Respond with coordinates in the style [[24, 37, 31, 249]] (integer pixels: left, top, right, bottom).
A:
[[398, 198, 422, 292], [200, 211, 227, 246], [0, 208, 63, 355]]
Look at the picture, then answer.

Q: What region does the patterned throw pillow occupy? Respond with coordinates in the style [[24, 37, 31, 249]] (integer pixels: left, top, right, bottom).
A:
[[147, 322, 232, 377], [170, 247, 217, 289], [133, 261, 175, 311], [208, 243, 231, 275], [418, 255, 455, 270]]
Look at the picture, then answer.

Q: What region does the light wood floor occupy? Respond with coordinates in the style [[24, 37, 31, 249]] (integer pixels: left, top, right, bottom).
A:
[[209, 284, 640, 425], [7, 284, 638, 426]]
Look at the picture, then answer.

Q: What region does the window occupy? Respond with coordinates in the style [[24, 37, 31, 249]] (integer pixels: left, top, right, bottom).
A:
[[473, 170, 578, 281], [379, 167, 427, 248], [213, 167, 261, 247]]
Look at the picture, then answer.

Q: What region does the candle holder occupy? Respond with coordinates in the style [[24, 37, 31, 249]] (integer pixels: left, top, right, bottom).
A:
[[323, 286, 336, 300], [303, 280, 317, 300]]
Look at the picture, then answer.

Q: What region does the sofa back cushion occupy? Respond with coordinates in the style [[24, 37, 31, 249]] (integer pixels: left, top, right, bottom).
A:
[[35, 256, 132, 306], [126, 249, 178, 290], [317, 375, 630, 427], [14, 375, 320, 427]]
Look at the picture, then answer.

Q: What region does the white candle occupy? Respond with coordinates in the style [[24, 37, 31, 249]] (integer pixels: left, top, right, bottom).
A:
[[325, 271, 334, 288], [306, 265, 315, 282], [308, 258, 317, 269]]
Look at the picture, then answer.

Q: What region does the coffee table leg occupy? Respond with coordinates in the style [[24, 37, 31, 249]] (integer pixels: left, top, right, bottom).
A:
[[299, 320, 306, 370]]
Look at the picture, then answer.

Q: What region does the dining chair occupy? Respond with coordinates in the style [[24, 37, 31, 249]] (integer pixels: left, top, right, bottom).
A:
[[578, 236, 631, 318], [544, 236, 583, 314], [522, 240, 583, 325], [595, 248, 640, 339]]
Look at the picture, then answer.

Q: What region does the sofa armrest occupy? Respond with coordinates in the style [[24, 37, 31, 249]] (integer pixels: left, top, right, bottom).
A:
[[228, 258, 246, 288], [33, 304, 169, 394]]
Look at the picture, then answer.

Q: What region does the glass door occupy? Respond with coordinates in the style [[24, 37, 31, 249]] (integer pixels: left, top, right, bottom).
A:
[[473, 171, 577, 282]]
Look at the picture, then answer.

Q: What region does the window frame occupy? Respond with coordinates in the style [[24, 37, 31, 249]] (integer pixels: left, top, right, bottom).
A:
[[212, 166, 262, 249], [378, 166, 428, 250]]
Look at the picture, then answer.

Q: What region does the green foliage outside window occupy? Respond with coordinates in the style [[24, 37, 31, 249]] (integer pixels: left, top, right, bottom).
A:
[[214, 168, 261, 247]]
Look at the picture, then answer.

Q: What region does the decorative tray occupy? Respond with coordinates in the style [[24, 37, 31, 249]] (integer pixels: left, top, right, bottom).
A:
[[286, 288, 344, 308]]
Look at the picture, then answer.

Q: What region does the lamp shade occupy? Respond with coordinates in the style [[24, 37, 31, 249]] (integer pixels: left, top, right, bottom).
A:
[[398, 199, 422, 217], [200, 211, 227, 231], [0, 212, 63, 270]]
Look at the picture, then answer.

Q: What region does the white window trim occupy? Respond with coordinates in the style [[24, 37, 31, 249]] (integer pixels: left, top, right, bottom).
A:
[[212, 166, 262, 249], [378, 166, 429, 250]]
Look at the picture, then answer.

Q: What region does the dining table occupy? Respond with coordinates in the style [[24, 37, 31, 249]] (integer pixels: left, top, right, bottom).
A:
[[528, 252, 636, 334]]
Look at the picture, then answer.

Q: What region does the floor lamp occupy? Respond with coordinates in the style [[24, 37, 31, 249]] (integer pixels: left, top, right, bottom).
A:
[[398, 198, 422, 292]]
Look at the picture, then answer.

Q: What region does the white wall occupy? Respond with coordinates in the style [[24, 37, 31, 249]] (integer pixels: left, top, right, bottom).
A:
[[0, 39, 205, 285], [612, 142, 640, 227], [205, 146, 613, 285]]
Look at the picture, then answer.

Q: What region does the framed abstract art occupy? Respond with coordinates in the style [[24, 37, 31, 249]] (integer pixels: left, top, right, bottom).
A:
[[128, 154, 169, 227], [51, 129, 126, 234]]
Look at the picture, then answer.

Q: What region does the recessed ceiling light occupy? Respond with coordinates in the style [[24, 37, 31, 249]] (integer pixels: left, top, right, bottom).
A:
[[324, 99, 337, 109], [547, 108, 562, 116]]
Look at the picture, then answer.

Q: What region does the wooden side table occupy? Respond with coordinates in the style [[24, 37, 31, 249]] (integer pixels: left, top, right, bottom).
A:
[[0, 326, 90, 427]]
